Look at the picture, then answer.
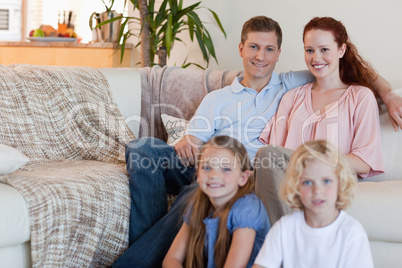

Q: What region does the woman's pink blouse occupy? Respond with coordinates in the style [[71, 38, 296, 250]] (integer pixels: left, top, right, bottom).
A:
[[259, 83, 384, 178]]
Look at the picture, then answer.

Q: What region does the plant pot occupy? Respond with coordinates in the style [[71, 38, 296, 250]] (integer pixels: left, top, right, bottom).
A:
[[90, 11, 122, 43], [100, 11, 122, 43]]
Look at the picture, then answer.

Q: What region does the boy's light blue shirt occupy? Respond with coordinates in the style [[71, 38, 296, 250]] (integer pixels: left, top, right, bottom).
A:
[[186, 70, 314, 161]]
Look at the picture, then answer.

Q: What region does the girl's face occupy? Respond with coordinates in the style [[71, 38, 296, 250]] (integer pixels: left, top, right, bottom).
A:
[[197, 146, 249, 212], [304, 29, 346, 82], [298, 159, 339, 227]]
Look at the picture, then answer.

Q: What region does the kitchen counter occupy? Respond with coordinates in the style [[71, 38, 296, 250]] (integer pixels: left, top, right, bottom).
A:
[[0, 41, 134, 67], [0, 41, 132, 48]]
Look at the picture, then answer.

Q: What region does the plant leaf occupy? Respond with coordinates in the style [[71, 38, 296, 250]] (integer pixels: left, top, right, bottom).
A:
[[187, 10, 202, 30], [165, 13, 173, 56], [207, 8, 226, 37], [169, 0, 178, 16], [96, 15, 124, 28], [186, 15, 194, 42], [155, 1, 168, 26], [203, 30, 217, 62], [176, 2, 200, 19], [194, 28, 208, 62]]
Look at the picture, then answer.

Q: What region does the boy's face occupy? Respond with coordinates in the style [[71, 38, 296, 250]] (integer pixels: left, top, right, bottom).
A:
[[298, 159, 339, 227], [239, 31, 281, 88]]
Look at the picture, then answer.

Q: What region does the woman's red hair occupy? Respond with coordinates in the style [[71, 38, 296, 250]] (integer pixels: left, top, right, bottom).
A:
[[303, 17, 378, 91]]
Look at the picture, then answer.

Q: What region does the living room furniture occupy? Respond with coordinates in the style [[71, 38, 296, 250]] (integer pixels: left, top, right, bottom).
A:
[[0, 42, 133, 67], [0, 65, 401, 268]]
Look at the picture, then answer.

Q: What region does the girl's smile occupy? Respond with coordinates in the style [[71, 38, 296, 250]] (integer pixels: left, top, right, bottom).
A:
[[197, 146, 249, 212]]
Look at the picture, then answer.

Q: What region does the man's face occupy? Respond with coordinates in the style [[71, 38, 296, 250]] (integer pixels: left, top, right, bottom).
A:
[[239, 31, 281, 87]]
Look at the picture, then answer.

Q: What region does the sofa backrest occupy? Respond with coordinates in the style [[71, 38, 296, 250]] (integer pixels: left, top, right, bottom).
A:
[[136, 66, 242, 141], [365, 88, 402, 182], [105, 67, 401, 182], [100, 68, 142, 138]]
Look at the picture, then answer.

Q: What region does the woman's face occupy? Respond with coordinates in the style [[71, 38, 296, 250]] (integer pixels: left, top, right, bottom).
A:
[[303, 29, 346, 81]]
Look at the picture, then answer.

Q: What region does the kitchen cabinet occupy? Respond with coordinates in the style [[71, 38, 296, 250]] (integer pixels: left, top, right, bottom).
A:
[[0, 41, 134, 67]]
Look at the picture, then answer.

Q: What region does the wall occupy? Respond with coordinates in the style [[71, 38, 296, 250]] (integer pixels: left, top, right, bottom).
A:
[[129, 0, 402, 88]]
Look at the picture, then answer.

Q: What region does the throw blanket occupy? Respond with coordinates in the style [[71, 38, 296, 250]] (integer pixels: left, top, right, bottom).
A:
[[0, 64, 135, 267], [0, 64, 133, 164], [137, 66, 242, 140]]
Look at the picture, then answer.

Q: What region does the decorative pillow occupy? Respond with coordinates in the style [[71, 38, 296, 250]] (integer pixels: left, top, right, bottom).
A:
[[161, 114, 190, 146], [0, 144, 30, 175]]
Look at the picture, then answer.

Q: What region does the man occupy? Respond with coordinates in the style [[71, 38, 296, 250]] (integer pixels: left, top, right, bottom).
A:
[[112, 16, 402, 268]]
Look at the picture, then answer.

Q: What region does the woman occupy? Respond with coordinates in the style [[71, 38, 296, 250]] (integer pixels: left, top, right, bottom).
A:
[[258, 17, 384, 224]]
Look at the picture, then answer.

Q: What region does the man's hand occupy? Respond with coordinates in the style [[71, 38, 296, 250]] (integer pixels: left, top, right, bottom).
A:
[[174, 135, 205, 167]]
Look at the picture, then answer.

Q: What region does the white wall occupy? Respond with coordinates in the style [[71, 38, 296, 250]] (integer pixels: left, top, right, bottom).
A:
[[129, 0, 402, 88]]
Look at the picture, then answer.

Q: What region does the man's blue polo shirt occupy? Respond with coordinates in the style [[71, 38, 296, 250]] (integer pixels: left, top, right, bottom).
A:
[[186, 70, 314, 162]]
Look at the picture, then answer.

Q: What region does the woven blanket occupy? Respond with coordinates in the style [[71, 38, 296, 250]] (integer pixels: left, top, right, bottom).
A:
[[137, 66, 242, 140], [0, 64, 134, 164], [4, 161, 130, 267], [0, 64, 135, 267]]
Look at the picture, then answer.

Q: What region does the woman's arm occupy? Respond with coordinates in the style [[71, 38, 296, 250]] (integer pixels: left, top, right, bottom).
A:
[[371, 74, 402, 131], [223, 228, 257, 268], [162, 223, 189, 268], [345, 153, 370, 176]]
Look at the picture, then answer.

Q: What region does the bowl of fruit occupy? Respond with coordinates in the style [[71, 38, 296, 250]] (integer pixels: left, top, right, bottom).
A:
[[28, 24, 78, 42]]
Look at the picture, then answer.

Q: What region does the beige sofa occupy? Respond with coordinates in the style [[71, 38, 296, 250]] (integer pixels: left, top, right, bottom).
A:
[[0, 65, 400, 268], [255, 94, 402, 268]]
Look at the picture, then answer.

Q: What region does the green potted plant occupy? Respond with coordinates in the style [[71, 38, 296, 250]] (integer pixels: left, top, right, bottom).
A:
[[101, 0, 226, 68]]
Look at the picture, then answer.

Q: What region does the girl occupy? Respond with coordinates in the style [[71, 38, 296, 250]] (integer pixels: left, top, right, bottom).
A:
[[163, 135, 270, 268], [253, 140, 374, 268], [259, 17, 384, 177]]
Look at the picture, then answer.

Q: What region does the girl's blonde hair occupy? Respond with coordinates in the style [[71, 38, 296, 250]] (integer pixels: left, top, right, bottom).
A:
[[280, 140, 357, 211], [185, 135, 254, 268]]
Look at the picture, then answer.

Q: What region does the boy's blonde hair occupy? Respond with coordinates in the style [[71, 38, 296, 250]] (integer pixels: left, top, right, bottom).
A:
[[280, 140, 357, 210]]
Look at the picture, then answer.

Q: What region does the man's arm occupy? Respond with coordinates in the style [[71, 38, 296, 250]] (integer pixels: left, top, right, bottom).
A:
[[175, 135, 205, 166], [372, 74, 402, 131]]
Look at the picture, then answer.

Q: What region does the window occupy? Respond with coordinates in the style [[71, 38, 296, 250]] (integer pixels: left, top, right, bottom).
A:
[[26, 0, 126, 42], [0, 9, 9, 30]]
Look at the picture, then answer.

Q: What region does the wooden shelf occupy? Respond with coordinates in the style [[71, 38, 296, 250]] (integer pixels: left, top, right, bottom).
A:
[[0, 42, 133, 67]]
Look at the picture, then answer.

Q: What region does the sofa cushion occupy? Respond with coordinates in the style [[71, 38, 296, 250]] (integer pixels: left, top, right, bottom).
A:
[[0, 144, 29, 175], [346, 181, 402, 243]]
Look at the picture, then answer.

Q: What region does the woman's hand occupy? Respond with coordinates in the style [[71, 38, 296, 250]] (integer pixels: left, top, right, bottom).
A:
[[382, 90, 402, 131], [371, 74, 402, 131]]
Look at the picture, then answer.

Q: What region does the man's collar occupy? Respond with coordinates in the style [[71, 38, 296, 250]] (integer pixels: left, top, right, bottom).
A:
[[231, 72, 281, 93]]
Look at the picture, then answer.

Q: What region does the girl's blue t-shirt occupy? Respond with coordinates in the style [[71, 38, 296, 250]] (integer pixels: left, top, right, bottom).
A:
[[185, 193, 270, 268]]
